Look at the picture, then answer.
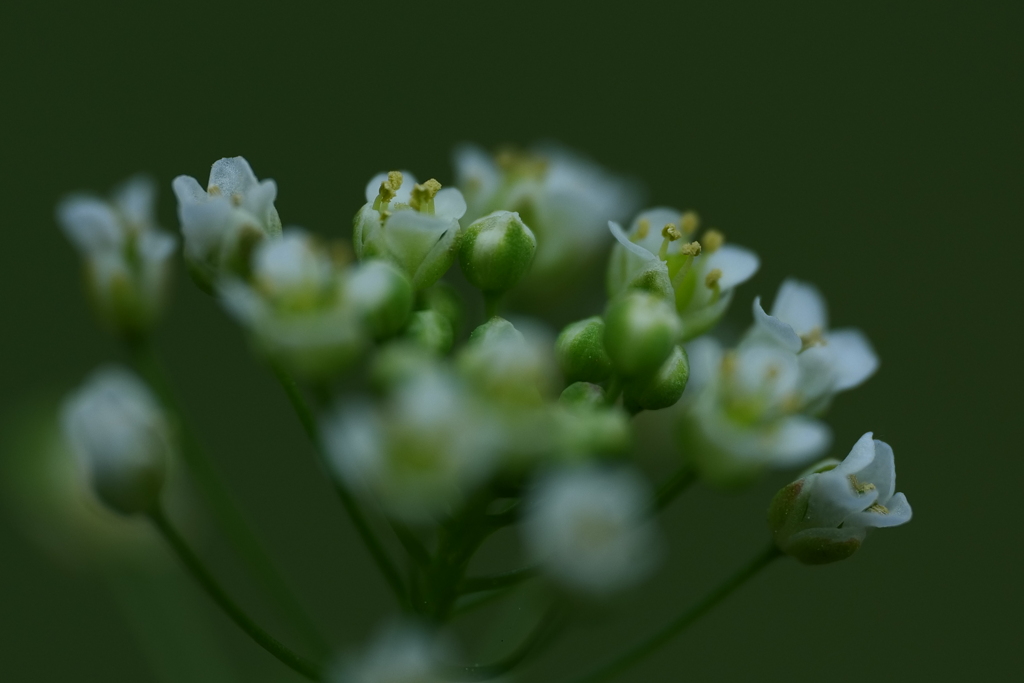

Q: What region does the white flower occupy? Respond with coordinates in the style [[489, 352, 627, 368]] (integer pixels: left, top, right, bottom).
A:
[[453, 143, 641, 287], [353, 171, 466, 290], [172, 157, 281, 289], [457, 316, 559, 406], [681, 337, 832, 487], [220, 229, 364, 380], [61, 366, 172, 515], [57, 176, 177, 337], [333, 624, 446, 683], [522, 466, 660, 594], [607, 209, 759, 340], [323, 369, 500, 522], [751, 278, 879, 399], [769, 432, 912, 564]]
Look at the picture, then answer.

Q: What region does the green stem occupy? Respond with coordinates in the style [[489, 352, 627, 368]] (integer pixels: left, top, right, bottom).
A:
[[127, 339, 329, 656], [483, 292, 503, 319], [604, 376, 623, 406], [443, 602, 564, 681], [653, 465, 697, 513], [149, 506, 322, 681], [460, 566, 538, 595], [269, 362, 410, 611], [567, 543, 783, 683]]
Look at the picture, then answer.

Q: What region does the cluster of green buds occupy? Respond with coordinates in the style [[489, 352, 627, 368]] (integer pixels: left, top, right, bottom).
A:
[[47, 145, 912, 683]]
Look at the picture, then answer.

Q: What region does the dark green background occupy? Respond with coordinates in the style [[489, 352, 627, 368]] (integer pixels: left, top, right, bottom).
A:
[[1, 2, 1020, 681]]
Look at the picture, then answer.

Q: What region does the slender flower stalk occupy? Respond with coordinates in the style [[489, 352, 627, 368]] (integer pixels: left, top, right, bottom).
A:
[[148, 506, 322, 682], [568, 543, 782, 683]]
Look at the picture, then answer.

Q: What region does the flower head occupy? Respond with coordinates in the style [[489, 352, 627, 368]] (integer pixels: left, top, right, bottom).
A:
[[353, 171, 466, 290], [57, 176, 177, 338], [172, 157, 281, 290], [61, 366, 172, 515], [769, 432, 912, 564], [332, 623, 447, 683], [522, 466, 659, 594], [606, 210, 759, 339]]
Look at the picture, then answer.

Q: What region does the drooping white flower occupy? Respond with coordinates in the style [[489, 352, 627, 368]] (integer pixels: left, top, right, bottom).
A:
[[57, 176, 177, 337], [333, 623, 446, 683], [172, 157, 281, 290], [522, 466, 660, 594], [220, 229, 365, 380], [61, 366, 172, 515], [353, 171, 466, 290], [607, 209, 759, 340], [453, 143, 641, 288], [680, 337, 832, 487], [769, 432, 912, 564], [750, 278, 879, 400], [322, 368, 501, 522]]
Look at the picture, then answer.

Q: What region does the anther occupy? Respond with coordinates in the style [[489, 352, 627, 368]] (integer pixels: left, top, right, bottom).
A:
[[680, 211, 700, 235], [701, 229, 724, 253], [705, 268, 723, 288]]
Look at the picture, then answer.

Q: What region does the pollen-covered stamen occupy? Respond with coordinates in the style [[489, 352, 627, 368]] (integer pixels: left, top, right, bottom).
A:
[[409, 178, 442, 214], [800, 326, 827, 352], [866, 502, 889, 514], [680, 241, 701, 257], [670, 241, 703, 291], [658, 224, 683, 260], [633, 218, 650, 242], [373, 171, 404, 212], [701, 229, 724, 253], [848, 474, 877, 495], [680, 211, 700, 236], [705, 267, 724, 303], [208, 185, 222, 196]]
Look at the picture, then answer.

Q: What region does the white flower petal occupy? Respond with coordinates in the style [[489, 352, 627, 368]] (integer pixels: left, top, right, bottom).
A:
[[452, 143, 500, 201], [845, 491, 912, 529], [763, 416, 833, 466], [112, 176, 156, 227], [705, 244, 759, 290], [809, 466, 879, 527], [208, 157, 259, 196], [832, 432, 877, 476], [752, 296, 802, 352], [825, 328, 879, 391], [433, 187, 467, 220], [854, 438, 896, 503], [172, 175, 208, 206], [57, 196, 122, 251], [608, 221, 656, 260], [770, 279, 828, 333]]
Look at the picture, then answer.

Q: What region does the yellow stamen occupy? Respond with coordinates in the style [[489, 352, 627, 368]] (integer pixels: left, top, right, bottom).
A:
[[701, 229, 724, 253], [662, 224, 682, 241], [800, 327, 827, 352], [680, 241, 702, 257], [680, 211, 700, 235], [705, 268, 723, 288], [409, 178, 442, 213], [375, 170, 404, 210], [634, 219, 650, 241], [849, 474, 876, 495], [867, 503, 889, 514], [208, 185, 222, 196]]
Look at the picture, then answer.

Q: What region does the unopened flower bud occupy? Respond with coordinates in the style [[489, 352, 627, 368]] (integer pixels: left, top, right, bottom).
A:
[[403, 310, 454, 355], [345, 259, 414, 340], [556, 316, 613, 384], [559, 381, 606, 407], [459, 317, 556, 405], [623, 345, 690, 413], [61, 367, 171, 515], [768, 433, 912, 565], [604, 291, 681, 378], [458, 211, 537, 294]]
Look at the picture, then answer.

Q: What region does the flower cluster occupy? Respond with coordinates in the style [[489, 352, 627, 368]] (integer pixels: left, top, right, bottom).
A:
[[51, 145, 912, 682]]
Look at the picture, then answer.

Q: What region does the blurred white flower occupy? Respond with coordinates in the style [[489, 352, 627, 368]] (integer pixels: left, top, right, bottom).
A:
[[522, 466, 660, 594], [751, 279, 879, 406], [681, 337, 832, 487], [61, 366, 172, 515], [57, 176, 177, 337], [607, 210, 759, 340], [220, 229, 365, 380], [323, 368, 501, 522], [453, 143, 641, 288], [769, 432, 912, 564], [353, 171, 466, 290], [172, 156, 281, 290], [333, 623, 446, 683]]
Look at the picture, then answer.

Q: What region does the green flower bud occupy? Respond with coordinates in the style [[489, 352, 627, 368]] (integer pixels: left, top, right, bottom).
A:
[[459, 317, 556, 405], [553, 402, 631, 460], [603, 291, 681, 378], [623, 345, 689, 413], [767, 476, 861, 565], [458, 210, 537, 294], [403, 310, 454, 355], [555, 316, 613, 384], [419, 281, 466, 337], [559, 381, 606, 408], [369, 341, 438, 393], [345, 259, 414, 340]]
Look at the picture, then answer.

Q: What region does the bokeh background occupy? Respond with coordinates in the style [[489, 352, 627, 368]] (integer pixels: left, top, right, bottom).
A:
[[1, 2, 1020, 681]]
